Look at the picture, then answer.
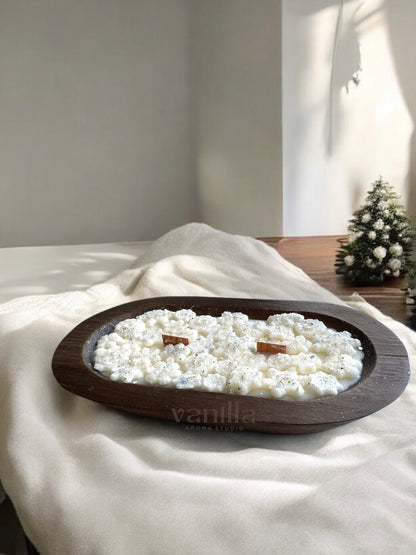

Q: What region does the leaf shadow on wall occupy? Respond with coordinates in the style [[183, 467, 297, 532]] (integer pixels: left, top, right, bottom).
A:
[[383, 2, 416, 224], [326, 0, 363, 156]]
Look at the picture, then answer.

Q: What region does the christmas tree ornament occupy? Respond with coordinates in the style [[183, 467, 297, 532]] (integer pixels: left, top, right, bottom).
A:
[[335, 177, 415, 285]]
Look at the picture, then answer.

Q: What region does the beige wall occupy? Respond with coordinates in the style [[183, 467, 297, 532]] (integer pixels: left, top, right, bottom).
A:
[[191, 0, 283, 237], [282, 0, 415, 235], [2, 1, 415, 245], [0, 0, 194, 246]]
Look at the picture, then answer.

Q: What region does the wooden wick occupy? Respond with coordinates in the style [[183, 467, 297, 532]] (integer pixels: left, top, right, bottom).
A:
[[162, 334, 189, 346], [256, 341, 287, 354]]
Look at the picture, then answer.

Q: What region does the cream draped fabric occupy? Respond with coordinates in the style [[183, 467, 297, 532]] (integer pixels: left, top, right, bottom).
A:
[[0, 223, 415, 554]]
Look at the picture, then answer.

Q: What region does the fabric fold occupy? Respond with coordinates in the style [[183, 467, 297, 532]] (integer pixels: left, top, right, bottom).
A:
[[0, 223, 415, 555]]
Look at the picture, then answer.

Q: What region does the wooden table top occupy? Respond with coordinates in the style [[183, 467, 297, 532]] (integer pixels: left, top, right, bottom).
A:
[[260, 235, 410, 325]]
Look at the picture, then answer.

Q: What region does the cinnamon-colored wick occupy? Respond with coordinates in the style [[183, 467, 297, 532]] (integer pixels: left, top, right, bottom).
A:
[[162, 334, 189, 346], [256, 341, 287, 354]]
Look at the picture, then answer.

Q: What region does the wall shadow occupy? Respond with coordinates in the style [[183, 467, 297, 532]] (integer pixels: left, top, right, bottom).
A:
[[383, 1, 416, 223]]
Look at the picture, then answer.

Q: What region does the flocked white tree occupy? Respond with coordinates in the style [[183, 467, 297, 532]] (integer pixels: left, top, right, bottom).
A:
[[335, 177, 414, 285]]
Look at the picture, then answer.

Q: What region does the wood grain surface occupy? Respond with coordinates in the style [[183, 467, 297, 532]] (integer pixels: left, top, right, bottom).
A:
[[52, 297, 410, 434], [260, 236, 409, 323]]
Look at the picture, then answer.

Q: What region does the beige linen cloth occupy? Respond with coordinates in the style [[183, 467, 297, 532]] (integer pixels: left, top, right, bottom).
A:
[[0, 223, 415, 555]]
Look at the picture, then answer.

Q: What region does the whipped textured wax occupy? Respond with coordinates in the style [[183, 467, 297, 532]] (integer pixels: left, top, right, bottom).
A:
[[93, 309, 363, 401]]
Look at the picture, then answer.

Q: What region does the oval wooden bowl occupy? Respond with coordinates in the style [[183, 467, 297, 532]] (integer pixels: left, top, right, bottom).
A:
[[52, 297, 410, 434]]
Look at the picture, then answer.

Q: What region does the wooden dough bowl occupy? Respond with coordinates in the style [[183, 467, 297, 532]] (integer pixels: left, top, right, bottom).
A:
[[52, 297, 410, 434]]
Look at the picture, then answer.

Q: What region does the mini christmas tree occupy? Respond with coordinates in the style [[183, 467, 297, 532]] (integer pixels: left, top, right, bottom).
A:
[[335, 177, 415, 285]]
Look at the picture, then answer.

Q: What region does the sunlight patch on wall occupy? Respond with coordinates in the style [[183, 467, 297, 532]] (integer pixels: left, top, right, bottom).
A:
[[282, 0, 413, 235]]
